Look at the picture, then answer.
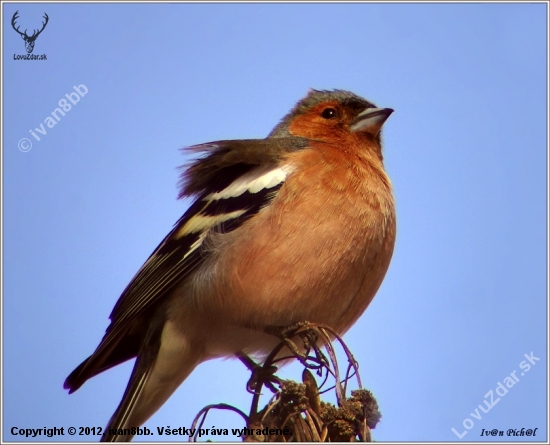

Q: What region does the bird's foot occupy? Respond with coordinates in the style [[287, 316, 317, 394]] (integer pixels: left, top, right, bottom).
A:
[[264, 321, 327, 372], [236, 352, 280, 394], [265, 320, 311, 338]]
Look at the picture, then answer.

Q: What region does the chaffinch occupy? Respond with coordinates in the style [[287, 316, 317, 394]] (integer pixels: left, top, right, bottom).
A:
[[64, 89, 396, 442]]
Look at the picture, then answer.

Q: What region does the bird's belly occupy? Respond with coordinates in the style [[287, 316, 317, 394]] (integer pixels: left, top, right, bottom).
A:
[[198, 246, 388, 360], [196, 207, 393, 357]]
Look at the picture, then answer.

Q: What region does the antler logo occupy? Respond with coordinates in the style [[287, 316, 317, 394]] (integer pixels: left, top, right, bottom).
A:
[[11, 10, 49, 54]]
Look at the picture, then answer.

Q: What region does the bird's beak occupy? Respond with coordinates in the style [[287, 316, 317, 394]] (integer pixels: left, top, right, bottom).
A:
[[350, 107, 394, 136]]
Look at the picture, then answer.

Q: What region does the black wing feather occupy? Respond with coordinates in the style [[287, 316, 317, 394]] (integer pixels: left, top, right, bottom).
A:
[[65, 137, 306, 392]]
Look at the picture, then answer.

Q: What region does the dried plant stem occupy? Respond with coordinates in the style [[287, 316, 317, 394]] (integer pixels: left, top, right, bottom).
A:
[[188, 322, 381, 442]]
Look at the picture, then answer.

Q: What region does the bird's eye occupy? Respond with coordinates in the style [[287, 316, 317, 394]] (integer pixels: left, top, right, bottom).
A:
[[321, 108, 337, 119]]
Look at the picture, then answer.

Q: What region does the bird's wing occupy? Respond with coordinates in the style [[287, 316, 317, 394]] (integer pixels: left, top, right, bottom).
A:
[[64, 137, 308, 392]]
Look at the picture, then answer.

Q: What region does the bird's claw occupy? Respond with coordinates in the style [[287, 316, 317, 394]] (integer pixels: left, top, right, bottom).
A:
[[237, 352, 281, 394]]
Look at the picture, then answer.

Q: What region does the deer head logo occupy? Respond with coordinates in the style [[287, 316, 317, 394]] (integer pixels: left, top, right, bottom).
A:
[[11, 11, 49, 54]]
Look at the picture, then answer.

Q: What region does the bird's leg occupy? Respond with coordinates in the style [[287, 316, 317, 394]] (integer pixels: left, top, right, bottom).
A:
[[265, 322, 330, 375], [264, 324, 308, 363], [236, 352, 280, 394], [264, 321, 323, 367], [237, 352, 259, 373], [266, 320, 310, 337]]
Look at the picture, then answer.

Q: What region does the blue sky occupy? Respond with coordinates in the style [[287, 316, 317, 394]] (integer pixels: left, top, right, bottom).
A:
[[3, 2, 547, 442]]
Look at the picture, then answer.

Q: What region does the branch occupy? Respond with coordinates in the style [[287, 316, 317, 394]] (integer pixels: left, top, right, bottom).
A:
[[188, 322, 381, 442]]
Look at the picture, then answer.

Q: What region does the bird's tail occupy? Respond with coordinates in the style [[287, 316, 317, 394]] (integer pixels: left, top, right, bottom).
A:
[[101, 321, 201, 442], [101, 357, 154, 442]]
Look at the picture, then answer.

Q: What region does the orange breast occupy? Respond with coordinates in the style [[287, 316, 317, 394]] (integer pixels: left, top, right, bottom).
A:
[[210, 140, 396, 336]]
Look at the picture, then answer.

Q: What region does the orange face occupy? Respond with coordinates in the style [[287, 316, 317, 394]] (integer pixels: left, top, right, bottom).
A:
[[287, 99, 389, 162], [288, 100, 359, 141]]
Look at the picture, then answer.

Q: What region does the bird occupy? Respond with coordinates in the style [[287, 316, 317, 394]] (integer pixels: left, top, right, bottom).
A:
[[64, 89, 396, 442]]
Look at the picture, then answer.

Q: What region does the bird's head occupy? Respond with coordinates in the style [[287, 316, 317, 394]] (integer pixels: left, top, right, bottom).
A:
[[269, 89, 393, 159]]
